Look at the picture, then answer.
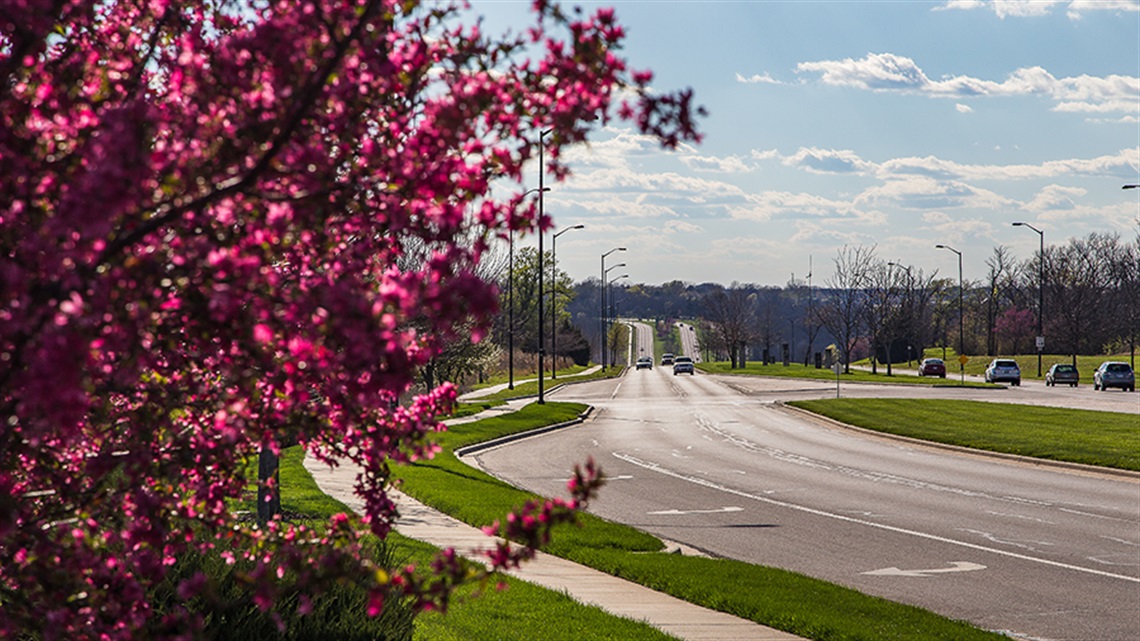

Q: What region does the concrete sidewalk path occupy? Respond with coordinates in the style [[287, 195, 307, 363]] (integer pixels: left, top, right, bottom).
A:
[[457, 364, 604, 401], [303, 420, 805, 640]]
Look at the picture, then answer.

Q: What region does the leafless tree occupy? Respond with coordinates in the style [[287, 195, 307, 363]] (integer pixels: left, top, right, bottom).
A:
[[816, 245, 876, 372], [704, 285, 756, 368], [984, 245, 1017, 356]]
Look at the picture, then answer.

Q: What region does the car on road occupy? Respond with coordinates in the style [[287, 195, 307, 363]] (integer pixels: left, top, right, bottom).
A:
[[918, 357, 946, 378], [984, 358, 1021, 386], [1045, 363, 1079, 387], [672, 356, 695, 375], [635, 356, 653, 370], [661, 353, 675, 366], [1093, 361, 1134, 391]]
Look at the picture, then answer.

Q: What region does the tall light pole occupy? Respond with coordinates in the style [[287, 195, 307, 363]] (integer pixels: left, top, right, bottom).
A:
[[603, 262, 626, 367], [550, 224, 584, 379], [935, 244, 964, 383], [600, 247, 626, 368], [609, 274, 629, 367], [537, 128, 552, 404], [1012, 222, 1045, 377], [1123, 185, 1138, 368], [509, 188, 549, 390], [887, 261, 912, 376]]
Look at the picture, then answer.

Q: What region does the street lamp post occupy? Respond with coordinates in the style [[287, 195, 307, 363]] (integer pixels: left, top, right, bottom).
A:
[[1012, 222, 1045, 376], [600, 247, 626, 369], [609, 274, 629, 367], [550, 224, 584, 379], [603, 262, 626, 367], [509, 187, 550, 390], [887, 261, 912, 377], [536, 128, 553, 404], [935, 244, 964, 383], [508, 228, 514, 389]]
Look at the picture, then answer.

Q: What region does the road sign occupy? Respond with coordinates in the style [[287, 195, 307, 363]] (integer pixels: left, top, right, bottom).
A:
[[1036, 336, 1045, 349], [958, 354, 969, 366]]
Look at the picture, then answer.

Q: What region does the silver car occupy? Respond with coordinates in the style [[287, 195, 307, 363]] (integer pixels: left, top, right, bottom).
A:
[[984, 359, 1020, 386], [1093, 362, 1134, 392]]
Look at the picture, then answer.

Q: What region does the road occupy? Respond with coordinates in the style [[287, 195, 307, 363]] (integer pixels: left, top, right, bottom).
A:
[[467, 322, 1140, 641]]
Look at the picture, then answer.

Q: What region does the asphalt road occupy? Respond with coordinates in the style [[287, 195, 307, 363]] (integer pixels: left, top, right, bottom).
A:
[[468, 323, 1140, 641]]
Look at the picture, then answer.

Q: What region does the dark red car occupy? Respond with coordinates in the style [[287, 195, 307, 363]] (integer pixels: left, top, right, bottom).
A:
[[918, 357, 946, 378]]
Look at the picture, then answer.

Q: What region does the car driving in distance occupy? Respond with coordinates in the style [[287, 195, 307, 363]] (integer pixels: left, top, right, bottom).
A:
[[1093, 361, 1134, 391], [918, 357, 946, 378], [672, 356, 695, 375], [1045, 363, 1079, 387], [984, 359, 1021, 386], [661, 353, 675, 366], [635, 356, 653, 370]]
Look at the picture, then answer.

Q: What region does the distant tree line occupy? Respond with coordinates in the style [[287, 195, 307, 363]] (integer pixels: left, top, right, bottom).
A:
[[562, 230, 1138, 372]]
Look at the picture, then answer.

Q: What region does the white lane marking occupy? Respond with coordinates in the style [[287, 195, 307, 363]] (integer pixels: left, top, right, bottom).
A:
[[610, 382, 622, 400], [612, 452, 1140, 584], [649, 507, 744, 516], [862, 561, 986, 577]]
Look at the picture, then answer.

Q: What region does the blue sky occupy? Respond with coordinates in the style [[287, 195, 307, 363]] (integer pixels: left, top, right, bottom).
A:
[[470, 0, 1140, 286]]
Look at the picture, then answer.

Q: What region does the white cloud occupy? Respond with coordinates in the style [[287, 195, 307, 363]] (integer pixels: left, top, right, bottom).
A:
[[933, 0, 1136, 18], [857, 176, 1017, 211], [1023, 184, 1087, 212], [796, 53, 1139, 116], [956, 103, 974, 113], [664, 220, 704, 234], [680, 153, 754, 173], [735, 72, 781, 85], [783, 147, 877, 175], [728, 190, 868, 222]]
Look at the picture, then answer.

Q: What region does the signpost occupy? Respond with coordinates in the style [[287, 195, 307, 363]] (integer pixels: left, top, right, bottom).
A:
[[958, 354, 968, 384], [833, 361, 843, 398]]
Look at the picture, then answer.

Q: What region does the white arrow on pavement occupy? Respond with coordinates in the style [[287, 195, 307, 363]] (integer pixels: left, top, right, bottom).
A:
[[862, 561, 986, 577], [648, 507, 744, 516]]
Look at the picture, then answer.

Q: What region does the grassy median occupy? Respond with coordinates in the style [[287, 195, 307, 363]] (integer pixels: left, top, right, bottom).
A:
[[788, 398, 1140, 471], [699, 360, 995, 387]]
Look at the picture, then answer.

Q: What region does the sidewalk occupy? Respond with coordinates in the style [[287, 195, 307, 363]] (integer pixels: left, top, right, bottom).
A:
[[303, 398, 805, 641], [457, 364, 603, 401]]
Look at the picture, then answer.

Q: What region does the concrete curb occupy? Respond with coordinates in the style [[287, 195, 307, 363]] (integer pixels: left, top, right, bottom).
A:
[[777, 402, 1140, 481], [454, 406, 593, 458]]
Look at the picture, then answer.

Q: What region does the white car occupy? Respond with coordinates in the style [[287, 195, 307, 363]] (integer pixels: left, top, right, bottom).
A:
[[672, 356, 695, 375], [984, 359, 1021, 386]]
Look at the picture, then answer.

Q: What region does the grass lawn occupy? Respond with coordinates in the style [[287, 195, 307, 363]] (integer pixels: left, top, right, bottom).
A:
[[392, 402, 1007, 641], [260, 440, 680, 640], [788, 398, 1140, 471], [868, 348, 1136, 381], [700, 360, 995, 387]]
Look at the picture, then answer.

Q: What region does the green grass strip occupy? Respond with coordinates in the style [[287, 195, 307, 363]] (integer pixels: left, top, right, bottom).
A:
[[393, 402, 1007, 641], [264, 438, 679, 640], [789, 398, 1140, 471], [700, 360, 995, 387]]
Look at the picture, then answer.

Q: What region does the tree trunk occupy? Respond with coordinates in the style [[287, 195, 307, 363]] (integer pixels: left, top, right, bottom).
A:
[[257, 447, 281, 524]]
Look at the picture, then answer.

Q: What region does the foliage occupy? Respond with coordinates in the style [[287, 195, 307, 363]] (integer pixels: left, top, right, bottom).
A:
[[0, 1, 702, 638]]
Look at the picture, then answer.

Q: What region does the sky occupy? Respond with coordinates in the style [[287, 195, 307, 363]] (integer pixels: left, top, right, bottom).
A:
[[467, 0, 1140, 287]]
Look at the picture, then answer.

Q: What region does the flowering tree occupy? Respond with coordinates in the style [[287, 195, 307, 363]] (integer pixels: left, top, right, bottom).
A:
[[0, 1, 701, 638], [995, 307, 1036, 355]]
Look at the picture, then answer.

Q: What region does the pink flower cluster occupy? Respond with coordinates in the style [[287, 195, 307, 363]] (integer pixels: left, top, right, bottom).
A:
[[0, 1, 700, 638]]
